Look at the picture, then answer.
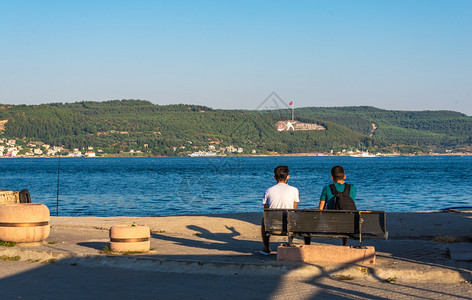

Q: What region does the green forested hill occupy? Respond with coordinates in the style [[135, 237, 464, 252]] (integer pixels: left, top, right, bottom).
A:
[[293, 106, 472, 147], [0, 100, 470, 155]]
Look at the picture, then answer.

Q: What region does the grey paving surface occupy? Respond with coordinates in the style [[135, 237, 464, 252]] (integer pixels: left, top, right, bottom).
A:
[[4, 226, 470, 282], [449, 243, 472, 261], [0, 261, 471, 300], [0, 212, 472, 299]]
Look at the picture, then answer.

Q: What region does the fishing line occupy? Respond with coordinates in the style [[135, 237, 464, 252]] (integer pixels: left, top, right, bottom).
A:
[[56, 156, 60, 216]]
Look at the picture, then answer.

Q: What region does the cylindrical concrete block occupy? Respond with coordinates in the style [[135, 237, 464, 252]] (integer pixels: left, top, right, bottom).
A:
[[109, 225, 150, 252], [0, 189, 20, 205], [277, 244, 376, 264], [0, 203, 50, 243]]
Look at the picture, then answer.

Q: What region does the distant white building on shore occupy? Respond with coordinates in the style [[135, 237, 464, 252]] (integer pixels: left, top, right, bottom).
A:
[[70, 149, 83, 157], [226, 146, 237, 153], [85, 151, 96, 157], [46, 149, 55, 156], [7, 149, 19, 157]]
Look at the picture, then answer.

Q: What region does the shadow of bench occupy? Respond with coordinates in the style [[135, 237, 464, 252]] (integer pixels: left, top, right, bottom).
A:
[[264, 209, 387, 247]]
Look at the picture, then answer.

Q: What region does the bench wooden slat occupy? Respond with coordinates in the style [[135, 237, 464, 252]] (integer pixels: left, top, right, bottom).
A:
[[357, 211, 387, 238], [263, 209, 387, 242], [289, 211, 356, 234]]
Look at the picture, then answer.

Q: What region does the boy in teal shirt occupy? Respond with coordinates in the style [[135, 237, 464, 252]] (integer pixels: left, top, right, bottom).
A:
[[318, 165, 357, 246]]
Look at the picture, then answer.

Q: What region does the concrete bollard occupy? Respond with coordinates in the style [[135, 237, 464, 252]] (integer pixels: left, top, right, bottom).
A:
[[0, 203, 50, 243], [109, 224, 150, 252]]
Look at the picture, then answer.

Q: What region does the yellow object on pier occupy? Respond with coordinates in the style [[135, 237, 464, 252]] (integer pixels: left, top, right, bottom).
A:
[[0, 189, 19, 205]]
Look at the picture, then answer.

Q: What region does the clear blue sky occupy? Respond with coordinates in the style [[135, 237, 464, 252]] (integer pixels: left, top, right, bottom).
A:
[[1, 0, 471, 114]]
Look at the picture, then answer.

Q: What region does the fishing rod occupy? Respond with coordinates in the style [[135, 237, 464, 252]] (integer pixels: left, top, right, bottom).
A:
[[56, 156, 60, 216]]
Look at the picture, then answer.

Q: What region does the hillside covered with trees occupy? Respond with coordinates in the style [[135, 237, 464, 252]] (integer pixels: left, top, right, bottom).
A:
[[0, 100, 471, 156]]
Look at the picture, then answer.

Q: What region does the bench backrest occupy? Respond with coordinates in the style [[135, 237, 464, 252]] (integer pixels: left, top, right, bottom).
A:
[[264, 209, 387, 239]]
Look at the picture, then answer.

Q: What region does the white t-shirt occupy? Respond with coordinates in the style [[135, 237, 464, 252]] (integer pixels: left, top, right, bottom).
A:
[[262, 183, 300, 209]]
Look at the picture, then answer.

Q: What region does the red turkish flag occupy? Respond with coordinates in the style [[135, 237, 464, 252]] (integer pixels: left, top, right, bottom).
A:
[[289, 101, 293, 106]]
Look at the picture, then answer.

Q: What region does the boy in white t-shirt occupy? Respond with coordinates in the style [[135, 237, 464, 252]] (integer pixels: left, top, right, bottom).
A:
[[260, 165, 299, 255]]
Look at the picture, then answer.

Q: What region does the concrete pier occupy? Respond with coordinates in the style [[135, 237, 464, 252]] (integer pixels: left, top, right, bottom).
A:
[[277, 244, 376, 264]]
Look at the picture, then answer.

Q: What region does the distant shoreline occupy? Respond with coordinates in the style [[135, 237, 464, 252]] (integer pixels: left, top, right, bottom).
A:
[[1, 152, 471, 159]]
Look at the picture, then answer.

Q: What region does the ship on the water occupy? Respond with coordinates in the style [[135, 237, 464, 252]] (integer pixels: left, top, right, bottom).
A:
[[189, 151, 218, 157], [350, 151, 378, 157]]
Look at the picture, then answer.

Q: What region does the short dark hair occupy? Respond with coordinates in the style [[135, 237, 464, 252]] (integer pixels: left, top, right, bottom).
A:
[[274, 165, 289, 181], [331, 165, 345, 181]]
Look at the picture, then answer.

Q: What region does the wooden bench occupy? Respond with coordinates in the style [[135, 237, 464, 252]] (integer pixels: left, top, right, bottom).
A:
[[263, 209, 387, 247]]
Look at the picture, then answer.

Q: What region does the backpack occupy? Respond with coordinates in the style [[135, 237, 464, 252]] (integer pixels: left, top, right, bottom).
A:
[[329, 184, 357, 210]]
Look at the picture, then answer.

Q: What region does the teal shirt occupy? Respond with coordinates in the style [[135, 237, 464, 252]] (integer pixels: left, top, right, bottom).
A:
[[320, 183, 357, 209]]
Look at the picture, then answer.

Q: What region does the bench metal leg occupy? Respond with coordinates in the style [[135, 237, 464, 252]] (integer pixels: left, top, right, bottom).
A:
[[287, 235, 294, 246], [357, 214, 367, 249]]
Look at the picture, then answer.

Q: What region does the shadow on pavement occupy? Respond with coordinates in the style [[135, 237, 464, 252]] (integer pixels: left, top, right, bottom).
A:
[[0, 258, 283, 299], [77, 241, 108, 251]]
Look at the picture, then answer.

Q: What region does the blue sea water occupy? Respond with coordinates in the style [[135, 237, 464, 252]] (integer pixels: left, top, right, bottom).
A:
[[1, 156, 471, 216]]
